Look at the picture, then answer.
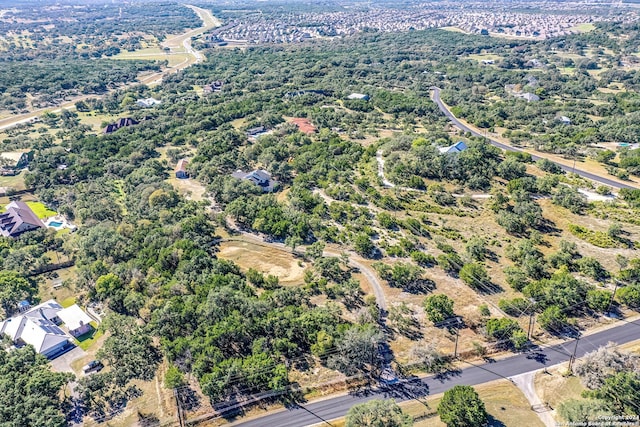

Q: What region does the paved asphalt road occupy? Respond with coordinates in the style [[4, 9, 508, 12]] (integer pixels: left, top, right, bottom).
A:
[[232, 318, 640, 427], [431, 87, 638, 190]]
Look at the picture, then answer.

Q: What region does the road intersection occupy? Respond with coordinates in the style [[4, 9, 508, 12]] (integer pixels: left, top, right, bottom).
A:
[[232, 317, 640, 427]]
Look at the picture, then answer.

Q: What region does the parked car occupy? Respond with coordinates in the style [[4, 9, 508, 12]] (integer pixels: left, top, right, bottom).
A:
[[82, 360, 103, 374]]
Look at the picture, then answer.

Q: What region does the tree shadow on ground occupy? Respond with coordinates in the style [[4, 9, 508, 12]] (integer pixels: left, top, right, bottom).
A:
[[488, 414, 507, 427], [433, 367, 462, 383], [178, 386, 201, 411], [381, 378, 430, 400]]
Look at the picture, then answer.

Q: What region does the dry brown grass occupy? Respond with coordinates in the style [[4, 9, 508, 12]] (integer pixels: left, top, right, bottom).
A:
[[326, 379, 543, 427], [218, 240, 308, 285], [533, 364, 585, 411], [82, 363, 177, 427]]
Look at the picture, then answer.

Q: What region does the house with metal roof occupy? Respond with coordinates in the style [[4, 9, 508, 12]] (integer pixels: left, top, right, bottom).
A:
[[0, 200, 45, 238], [57, 304, 94, 337], [0, 300, 71, 359], [438, 141, 468, 154], [231, 169, 278, 192]]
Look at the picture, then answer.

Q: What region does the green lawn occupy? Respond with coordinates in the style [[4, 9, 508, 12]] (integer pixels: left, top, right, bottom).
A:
[[0, 173, 26, 191], [573, 23, 596, 33], [25, 201, 57, 219], [60, 297, 76, 308], [74, 322, 103, 351]]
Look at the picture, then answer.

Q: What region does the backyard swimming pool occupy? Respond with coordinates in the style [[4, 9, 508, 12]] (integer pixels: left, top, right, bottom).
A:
[[48, 221, 63, 228]]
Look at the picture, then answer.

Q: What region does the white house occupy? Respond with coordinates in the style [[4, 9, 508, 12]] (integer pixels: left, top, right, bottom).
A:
[[347, 93, 370, 101], [135, 97, 162, 108], [57, 304, 93, 337], [438, 141, 468, 154], [0, 300, 70, 358]]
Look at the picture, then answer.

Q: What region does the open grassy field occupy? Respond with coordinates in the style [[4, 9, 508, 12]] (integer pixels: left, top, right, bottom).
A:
[[37, 266, 78, 303], [440, 26, 467, 34], [168, 176, 206, 202], [112, 48, 191, 68], [534, 363, 584, 422], [572, 23, 596, 33], [468, 53, 503, 62], [74, 323, 103, 351], [0, 200, 56, 217], [0, 172, 26, 191], [76, 111, 120, 132], [217, 240, 308, 285]]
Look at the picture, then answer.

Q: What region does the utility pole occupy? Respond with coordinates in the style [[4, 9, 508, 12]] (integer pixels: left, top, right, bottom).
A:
[[607, 280, 620, 315], [527, 313, 535, 340], [454, 328, 460, 359], [568, 335, 580, 373]]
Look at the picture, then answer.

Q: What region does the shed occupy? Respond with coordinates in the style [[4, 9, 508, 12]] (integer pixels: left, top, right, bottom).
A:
[[175, 159, 189, 179]]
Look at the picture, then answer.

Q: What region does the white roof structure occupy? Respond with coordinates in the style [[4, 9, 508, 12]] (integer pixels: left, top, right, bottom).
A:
[[57, 304, 93, 332], [347, 93, 370, 100], [0, 151, 27, 167], [0, 299, 69, 356], [23, 299, 63, 321], [136, 97, 162, 108], [438, 141, 468, 154]]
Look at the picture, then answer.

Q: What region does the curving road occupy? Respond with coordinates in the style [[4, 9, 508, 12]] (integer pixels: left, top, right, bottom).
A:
[[231, 317, 640, 427], [431, 87, 638, 190], [0, 5, 219, 132]]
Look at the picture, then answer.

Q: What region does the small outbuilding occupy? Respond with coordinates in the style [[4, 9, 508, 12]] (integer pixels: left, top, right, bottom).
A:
[[175, 159, 189, 179]]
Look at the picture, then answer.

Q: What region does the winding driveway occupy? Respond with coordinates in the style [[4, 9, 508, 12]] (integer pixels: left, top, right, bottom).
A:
[[431, 87, 639, 190], [222, 231, 388, 311]]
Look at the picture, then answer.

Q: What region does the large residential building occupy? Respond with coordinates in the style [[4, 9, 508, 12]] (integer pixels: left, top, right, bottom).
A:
[[0, 201, 45, 238], [103, 117, 139, 134], [0, 300, 71, 358], [0, 300, 95, 358], [232, 169, 278, 192]]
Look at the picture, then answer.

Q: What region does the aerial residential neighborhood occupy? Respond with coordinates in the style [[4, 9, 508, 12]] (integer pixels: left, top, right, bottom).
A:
[[1, 0, 640, 426]]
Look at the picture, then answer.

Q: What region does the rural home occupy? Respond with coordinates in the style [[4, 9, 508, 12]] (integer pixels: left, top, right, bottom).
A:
[[0, 151, 31, 175], [103, 117, 139, 134], [203, 80, 224, 93], [347, 93, 370, 101], [175, 159, 189, 179], [232, 169, 278, 192], [0, 300, 71, 358], [57, 304, 93, 337], [290, 118, 317, 134], [135, 97, 162, 108], [0, 201, 45, 238], [246, 126, 266, 137], [438, 141, 468, 154]]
